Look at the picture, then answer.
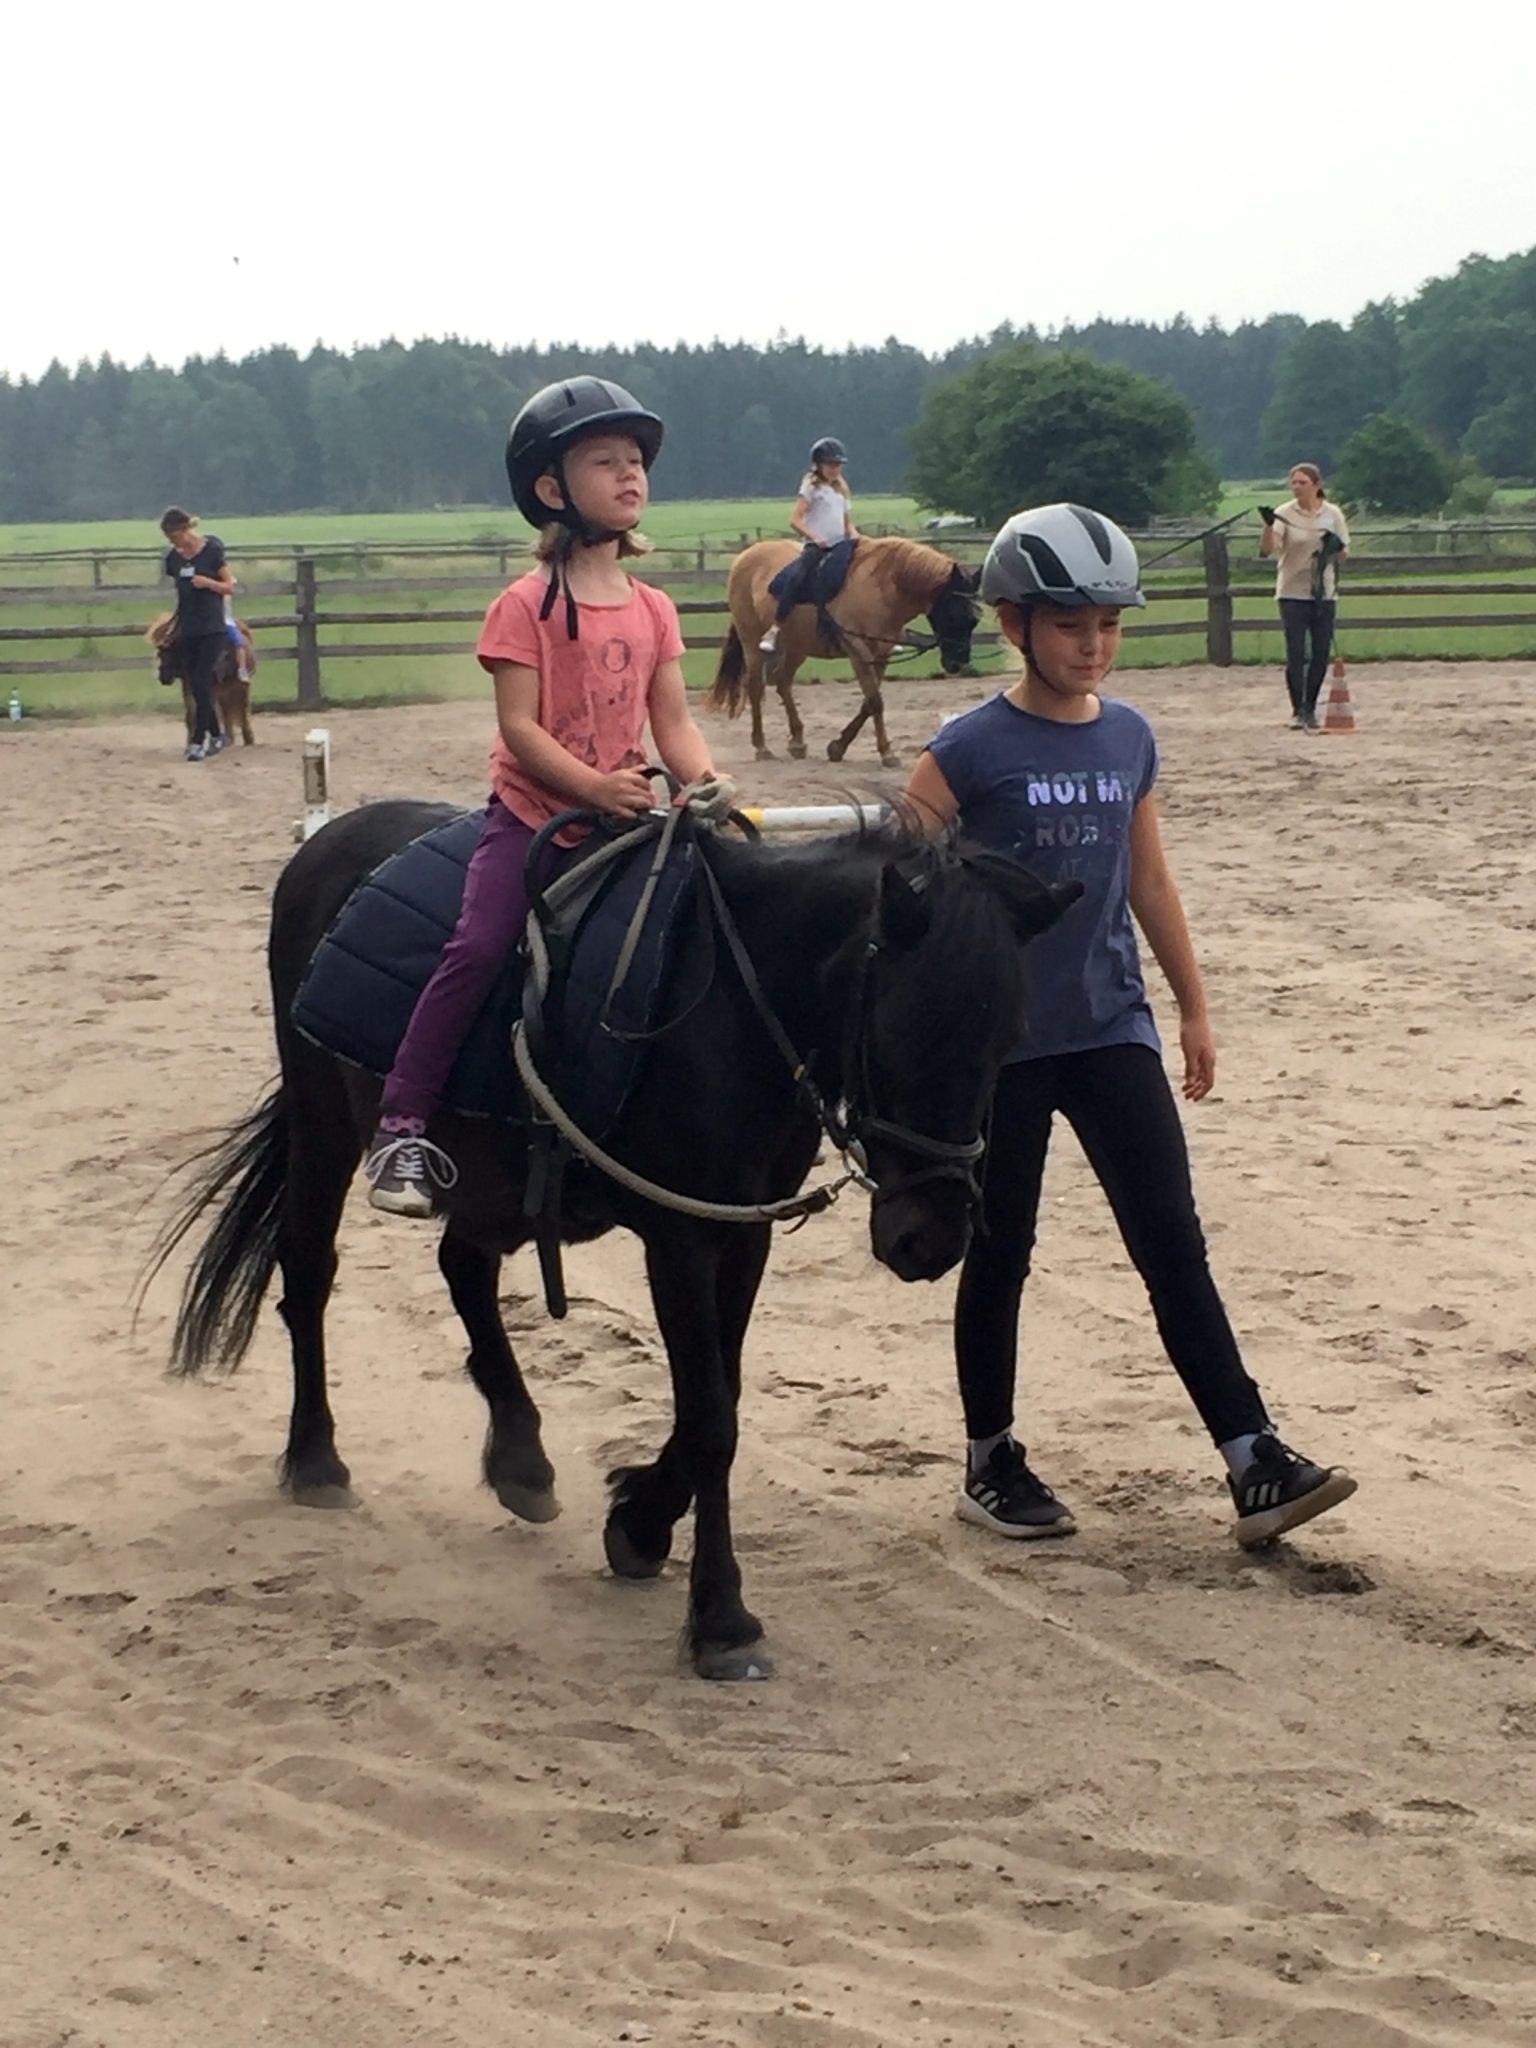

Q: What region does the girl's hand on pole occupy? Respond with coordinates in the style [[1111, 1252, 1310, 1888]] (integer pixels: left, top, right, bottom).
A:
[[1180, 1014, 1217, 1101]]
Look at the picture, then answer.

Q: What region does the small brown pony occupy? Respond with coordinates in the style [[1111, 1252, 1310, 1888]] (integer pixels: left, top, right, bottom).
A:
[[705, 537, 980, 767], [147, 614, 258, 746]]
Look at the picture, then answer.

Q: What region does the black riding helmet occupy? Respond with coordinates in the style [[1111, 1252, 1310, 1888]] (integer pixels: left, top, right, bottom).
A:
[[809, 436, 847, 466], [504, 375, 664, 636], [505, 375, 664, 528]]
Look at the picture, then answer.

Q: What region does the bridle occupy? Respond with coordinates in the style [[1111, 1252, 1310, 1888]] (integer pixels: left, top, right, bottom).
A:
[[694, 854, 987, 1216], [514, 804, 988, 1231]]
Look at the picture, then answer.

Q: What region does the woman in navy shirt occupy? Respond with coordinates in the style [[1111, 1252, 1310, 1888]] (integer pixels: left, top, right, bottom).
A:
[[904, 504, 1356, 1551]]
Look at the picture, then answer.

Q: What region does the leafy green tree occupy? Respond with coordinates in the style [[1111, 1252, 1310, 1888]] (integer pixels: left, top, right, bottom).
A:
[[907, 345, 1208, 528], [1462, 390, 1536, 477], [1444, 462, 1499, 517], [1260, 321, 1389, 471], [1333, 413, 1455, 513]]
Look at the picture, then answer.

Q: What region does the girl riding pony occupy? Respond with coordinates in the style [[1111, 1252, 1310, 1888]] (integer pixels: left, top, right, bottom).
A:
[[365, 377, 723, 1217]]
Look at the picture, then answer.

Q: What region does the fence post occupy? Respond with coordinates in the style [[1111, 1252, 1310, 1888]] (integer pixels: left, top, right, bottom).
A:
[[1202, 530, 1233, 667], [92, 554, 104, 589], [295, 557, 322, 709]]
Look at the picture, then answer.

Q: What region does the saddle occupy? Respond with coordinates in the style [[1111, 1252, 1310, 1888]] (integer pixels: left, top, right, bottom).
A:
[[768, 537, 858, 646], [290, 807, 705, 1137]]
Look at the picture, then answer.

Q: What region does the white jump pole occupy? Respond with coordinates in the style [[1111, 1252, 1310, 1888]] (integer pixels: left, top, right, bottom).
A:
[[294, 727, 332, 843], [736, 802, 890, 833], [286, 753, 882, 846]]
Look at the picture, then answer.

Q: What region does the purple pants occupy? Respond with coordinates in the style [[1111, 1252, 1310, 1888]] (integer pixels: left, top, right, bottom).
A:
[[382, 800, 548, 1124]]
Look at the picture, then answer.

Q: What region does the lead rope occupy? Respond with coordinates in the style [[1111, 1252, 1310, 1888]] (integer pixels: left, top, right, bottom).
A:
[[510, 1026, 867, 1225]]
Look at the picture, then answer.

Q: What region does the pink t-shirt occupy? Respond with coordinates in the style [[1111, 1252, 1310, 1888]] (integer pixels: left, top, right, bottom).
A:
[[477, 571, 686, 839]]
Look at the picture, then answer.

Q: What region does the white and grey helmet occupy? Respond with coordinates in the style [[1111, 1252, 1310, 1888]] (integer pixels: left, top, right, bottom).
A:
[[980, 503, 1146, 610]]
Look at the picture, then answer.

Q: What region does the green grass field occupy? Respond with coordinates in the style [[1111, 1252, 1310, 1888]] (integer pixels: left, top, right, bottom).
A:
[[3, 496, 1535, 719], [0, 498, 928, 561]]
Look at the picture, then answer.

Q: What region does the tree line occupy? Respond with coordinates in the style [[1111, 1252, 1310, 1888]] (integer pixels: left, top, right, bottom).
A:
[[1, 244, 1532, 524]]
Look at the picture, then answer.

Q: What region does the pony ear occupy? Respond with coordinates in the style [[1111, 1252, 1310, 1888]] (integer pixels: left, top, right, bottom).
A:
[[955, 565, 981, 594], [1008, 877, 1083, 942], [1015, 880, 1089, 942], [959, 845, 1083, 942], [877, 864, 931, 950]]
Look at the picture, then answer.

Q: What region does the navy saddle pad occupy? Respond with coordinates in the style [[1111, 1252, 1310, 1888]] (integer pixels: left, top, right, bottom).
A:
[[291, 808, 702, 1131], [767, 535, 857, 609]]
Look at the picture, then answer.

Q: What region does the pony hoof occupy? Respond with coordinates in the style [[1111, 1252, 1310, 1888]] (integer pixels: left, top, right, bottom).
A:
[[880, 752, 902, 769], [755, 747, 776, 762], [493, 1480, 561, 1524], [694, 1641, 773, 1682], [291, 1481, 357, 1511], [825, 742, 846, 763], [604, 1518, 667, 1580], [788, 741, 808, 760]]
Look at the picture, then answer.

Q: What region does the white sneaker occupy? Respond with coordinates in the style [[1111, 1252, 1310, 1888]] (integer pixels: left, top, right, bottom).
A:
[[758, 626, 780, 655], [185, 742, 206, 762]]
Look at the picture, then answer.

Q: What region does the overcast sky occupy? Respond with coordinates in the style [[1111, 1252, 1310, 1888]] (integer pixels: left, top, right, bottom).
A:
[[5, 0, 1533, 380]]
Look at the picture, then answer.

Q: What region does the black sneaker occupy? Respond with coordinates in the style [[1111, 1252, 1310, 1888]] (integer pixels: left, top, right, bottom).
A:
[[1229, 1434, 1357, 1548], [957, 1440, 1076, 1540]]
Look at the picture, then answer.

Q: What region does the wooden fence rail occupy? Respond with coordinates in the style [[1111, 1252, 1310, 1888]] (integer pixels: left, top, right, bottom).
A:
[[5, 537, 1536, 698]]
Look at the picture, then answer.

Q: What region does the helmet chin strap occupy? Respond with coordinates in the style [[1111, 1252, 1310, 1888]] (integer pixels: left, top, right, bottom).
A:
[[537, 457, 630, 640]]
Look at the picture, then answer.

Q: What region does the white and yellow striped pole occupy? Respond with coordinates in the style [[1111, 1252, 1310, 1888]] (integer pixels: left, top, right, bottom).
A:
[[735, 802, 890, 833]]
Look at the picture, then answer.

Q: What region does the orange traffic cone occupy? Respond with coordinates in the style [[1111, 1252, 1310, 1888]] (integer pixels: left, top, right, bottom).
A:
[[1322, 668, 1356, 734]]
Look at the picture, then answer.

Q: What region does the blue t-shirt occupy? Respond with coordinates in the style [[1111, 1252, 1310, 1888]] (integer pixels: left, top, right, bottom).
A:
[[928, 692, 1161, 1061]]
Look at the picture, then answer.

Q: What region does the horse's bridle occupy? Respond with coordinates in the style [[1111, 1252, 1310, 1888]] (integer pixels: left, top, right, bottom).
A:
[[697, 858, 987, 1213], [512, 806, 988, 1254], [824, 935, 986, 1210]]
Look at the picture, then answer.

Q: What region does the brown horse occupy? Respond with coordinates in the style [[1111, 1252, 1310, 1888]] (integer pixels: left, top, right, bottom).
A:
[[147, 613, 257, 745], [704, 537, 979, 767]]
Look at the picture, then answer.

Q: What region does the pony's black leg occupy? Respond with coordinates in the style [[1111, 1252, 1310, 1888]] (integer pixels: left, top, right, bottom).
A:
[[275, 1095, 357, 1507], [604, 1434, 691, 1580], [639, 1221, 771, 1679], [604, 1220, 771, 1581], [438, 1224, 559, 1523]]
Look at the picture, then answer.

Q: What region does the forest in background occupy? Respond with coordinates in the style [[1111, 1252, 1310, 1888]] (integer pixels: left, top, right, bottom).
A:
[[1, 244, 1532, 521]]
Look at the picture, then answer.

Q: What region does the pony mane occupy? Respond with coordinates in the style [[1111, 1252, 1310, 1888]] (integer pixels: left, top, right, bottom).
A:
[[861, 536, 965, 602], [729, 818, 1034, 1013]]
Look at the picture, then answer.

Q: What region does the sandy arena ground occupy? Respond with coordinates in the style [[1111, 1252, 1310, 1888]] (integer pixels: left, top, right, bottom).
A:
[[2, 660, 1535, 2047]]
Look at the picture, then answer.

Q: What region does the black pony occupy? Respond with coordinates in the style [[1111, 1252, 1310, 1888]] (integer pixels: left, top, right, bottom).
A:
[[157, 802, 1076, 1678]]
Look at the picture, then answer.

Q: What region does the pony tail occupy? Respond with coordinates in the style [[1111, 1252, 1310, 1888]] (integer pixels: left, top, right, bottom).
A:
[[705, 627, 746, 716]]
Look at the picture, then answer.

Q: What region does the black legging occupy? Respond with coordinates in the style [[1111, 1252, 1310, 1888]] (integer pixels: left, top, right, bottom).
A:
[[955, 1044, 1269, 1447], [1279, 598, 1336, 715], [180, 631, 225, 745]]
